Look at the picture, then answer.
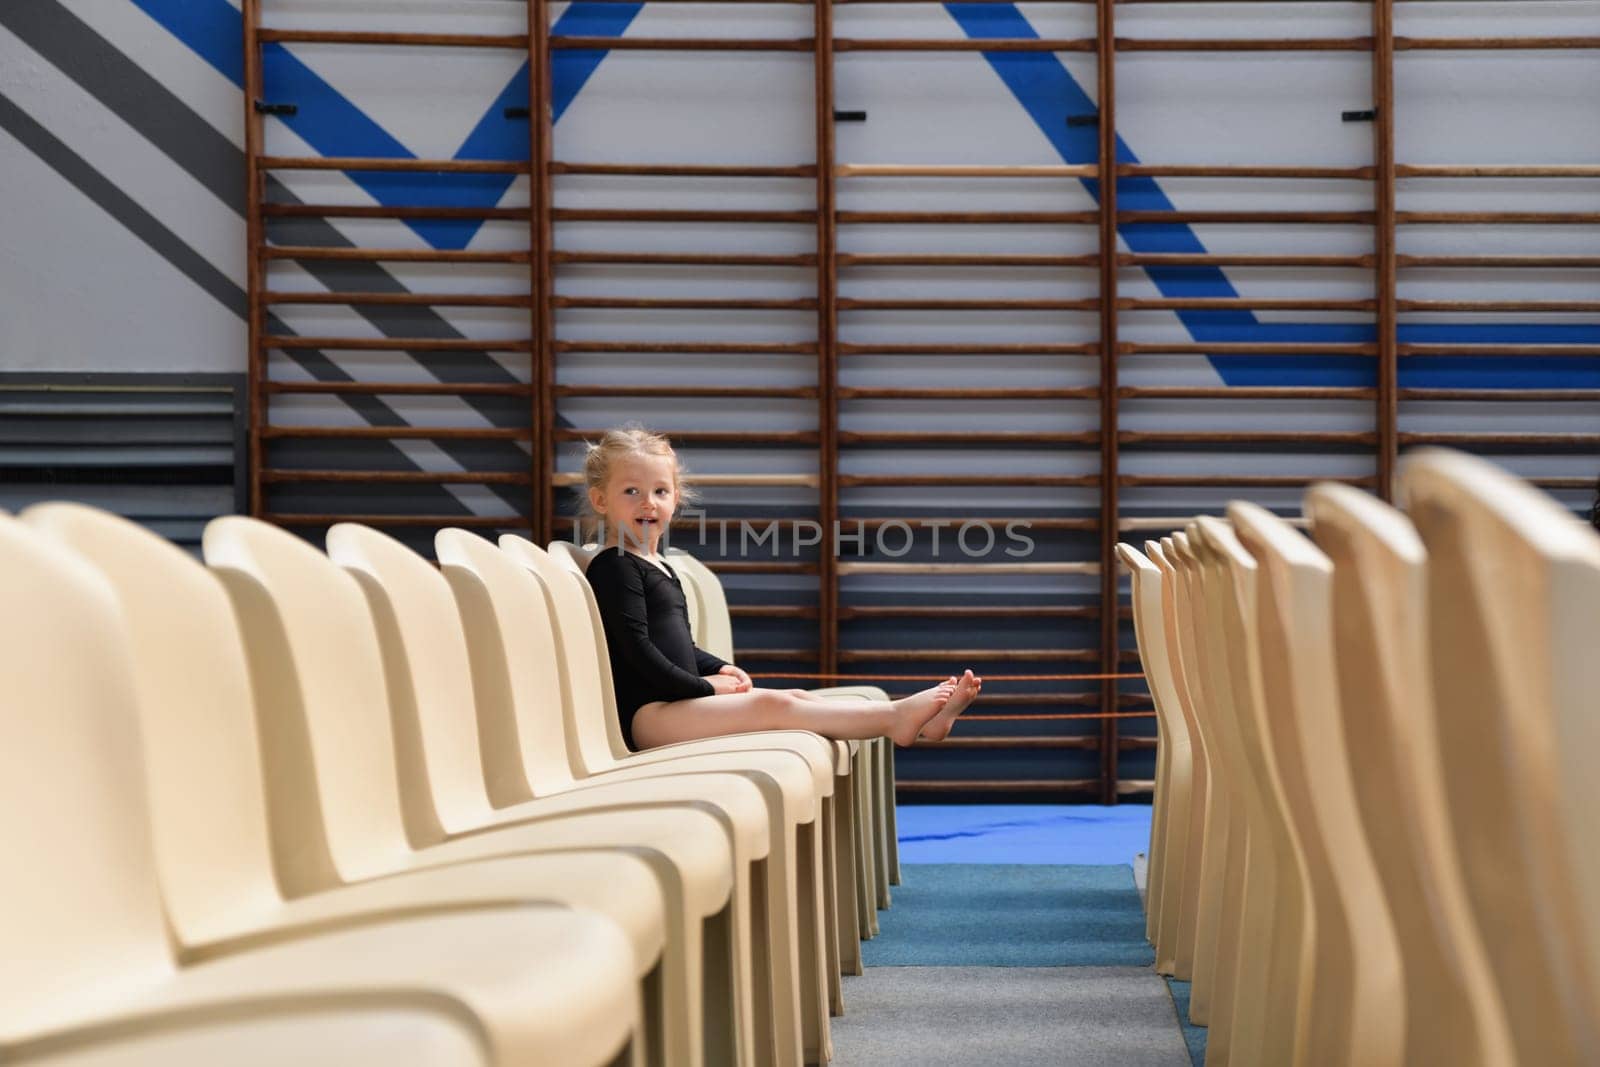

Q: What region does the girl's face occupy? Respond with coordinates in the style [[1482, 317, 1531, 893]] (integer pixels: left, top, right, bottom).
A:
[[590, 451, 678, 553]]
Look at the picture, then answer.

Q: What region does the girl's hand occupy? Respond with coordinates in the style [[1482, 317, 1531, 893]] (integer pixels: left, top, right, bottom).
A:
[[706, 672, 749, 695], [718, 664, 753, 691]]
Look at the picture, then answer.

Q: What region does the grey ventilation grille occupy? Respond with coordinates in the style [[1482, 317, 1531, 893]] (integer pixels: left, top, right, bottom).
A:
[[0, 374, 245, 550]]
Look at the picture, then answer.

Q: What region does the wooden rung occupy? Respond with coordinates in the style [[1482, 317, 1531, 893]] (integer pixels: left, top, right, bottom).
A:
[[1118, 515, 1311, 531], [835, 562, 1101, 577], [1397, 164, 1600, 178], [839, 343, 1099, 356], [1118, 164, 1376, 180], [1398, 300, 1600, 312], [1120, 430, 1378, 445], [1532, 477, 1600, 490], [549, 162, 816, 178], [265, 513, 531, 528], [1399, 388, 1600, 402], [262, 426, 531, 441], [1122, 297, 1376, 312], [838, 431, 1102, 446], [1119, 475, 1376, 488], [1398, 433, 1600, 448], [262, 336, 532, 352], [258, 156, 528, 174], [265, 381, 532, 397], [1396, 36, 1600, 51], [1117, 36, 1372, 52], [1120, 386, 1375, 400], [895, 780, 1100, 794], [553, 208, 816, 223], [835, 37, 1094, 52], [839, 387, 1099, 399], [551, 296, 818, 310], [552, 472, 821, 487], [553, 341, 818, 355], [704, 560, 820, 573], [912, 737, 1100, 750], [1121, 210, 1375, 225], [840, 474, 1099, 487], [726, 647, 817, 659], [1398, 344, 1600, 358], [261, 469, 533, 485], [728, 605, 819, 619], [840, 604, 1098, 619], [836, 211, 1099, 226], [555, 385, 819, 398], [555, 429, 819, 445], [263, 204, 531, 220], [553, 251, 817, 267], [1397, 255, 1600, 268], [1119, 252, 1374, 268], [550, 36, 815, 51], [837, 645, 1102, 660], [264, 246, 530, 264], [1120, 342, 1376, 356], [837, 298, 1099, 311], [837, 253, 1099, 267], [256, 29, 529, 48], [264, 291, 530, 308], [844, 516, 1098, 531], [1398, 211, 1600, 225], [835, 164, 1097, 178]]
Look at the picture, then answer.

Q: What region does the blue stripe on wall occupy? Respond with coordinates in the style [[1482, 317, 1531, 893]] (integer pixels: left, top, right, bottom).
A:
[[129, 0, 1600, 387]]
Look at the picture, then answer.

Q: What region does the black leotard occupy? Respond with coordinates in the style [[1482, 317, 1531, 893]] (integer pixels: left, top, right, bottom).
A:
[[584, 546, 728, 750]]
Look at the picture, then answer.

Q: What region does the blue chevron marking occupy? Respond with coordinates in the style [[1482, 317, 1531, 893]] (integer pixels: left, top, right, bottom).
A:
[[129, 0, 639, 248]]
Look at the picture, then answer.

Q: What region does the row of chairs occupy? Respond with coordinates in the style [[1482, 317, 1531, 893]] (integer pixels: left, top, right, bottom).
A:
[[1, 505, 900, 1066], [1125, 448, 1600, 1066]]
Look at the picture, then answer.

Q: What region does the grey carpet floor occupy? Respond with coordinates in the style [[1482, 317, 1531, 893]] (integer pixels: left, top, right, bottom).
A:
[[831, 966, 1193, 1067]]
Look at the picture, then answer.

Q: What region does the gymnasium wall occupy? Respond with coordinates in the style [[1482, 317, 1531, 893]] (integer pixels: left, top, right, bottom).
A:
[[2, 0, 1596, 796]]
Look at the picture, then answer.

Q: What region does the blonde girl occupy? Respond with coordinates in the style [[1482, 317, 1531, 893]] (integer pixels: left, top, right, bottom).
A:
[[581, 425, 982, 751]]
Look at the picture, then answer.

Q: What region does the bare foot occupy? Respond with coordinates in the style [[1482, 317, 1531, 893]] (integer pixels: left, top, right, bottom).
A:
[[888, 681, 956, 747], [918, 669, 981, 742]]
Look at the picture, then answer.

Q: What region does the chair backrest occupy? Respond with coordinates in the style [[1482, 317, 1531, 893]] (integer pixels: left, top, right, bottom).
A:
[[1228, 499, 1401, 1067], [1305, 480, 1516, 1066], [1399, 450, 1600, 1053], [203, 517, 416, 887], [24, 503, 291, 944], [1115, 543, 1191, 770], [435, 528, 582, 798], [326, 523, 498, 836], [1147, 538, 1211, 840], [501, 536, 625, 771], [0, 515, 173, 1033], [667, 549, 734, 660]]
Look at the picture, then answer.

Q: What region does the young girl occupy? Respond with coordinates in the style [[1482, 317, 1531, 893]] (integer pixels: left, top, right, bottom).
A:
[[581, 425, 982, 752]]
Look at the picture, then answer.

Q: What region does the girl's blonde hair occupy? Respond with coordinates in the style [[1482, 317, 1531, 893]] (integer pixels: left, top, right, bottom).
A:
[[577, 424, 698, 542]]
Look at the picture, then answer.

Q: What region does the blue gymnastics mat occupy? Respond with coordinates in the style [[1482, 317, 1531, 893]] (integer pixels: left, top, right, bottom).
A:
[[895, 804, 1153, 865]]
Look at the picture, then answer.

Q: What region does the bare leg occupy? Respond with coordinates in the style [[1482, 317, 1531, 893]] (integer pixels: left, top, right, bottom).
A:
[[632, 683, 955, 750]]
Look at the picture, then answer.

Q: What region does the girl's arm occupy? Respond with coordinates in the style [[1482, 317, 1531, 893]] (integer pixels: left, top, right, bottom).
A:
[[587, 552, 716, 700], [694, 646, 728, 677]]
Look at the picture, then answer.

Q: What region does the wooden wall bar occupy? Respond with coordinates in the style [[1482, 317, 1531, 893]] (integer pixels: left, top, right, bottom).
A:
[[244, 1, 1600, 801]]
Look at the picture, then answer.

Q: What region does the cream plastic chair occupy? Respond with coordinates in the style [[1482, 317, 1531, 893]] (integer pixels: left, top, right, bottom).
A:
[[1182, 521, 1275, 1066], [1401, 450, 1600, 1060], [1159, 531, 1236, 1029], [1144, 540, 1209, 982], [328, 522, 797, 1067], [25, 502, 675, 1046], [504, 536, 836, 1066], [200, 516, 746, 1067], [0, 513, 643, 1067], [1198, 518, 1317, 1065], [1307, 480, 1520, 1066], [1115, 543, 1195, 977], [1230, 499, 1409, 1067], [667, 547, 870, 969], [669, 546, 898, 903]]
